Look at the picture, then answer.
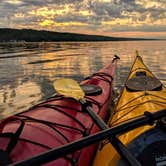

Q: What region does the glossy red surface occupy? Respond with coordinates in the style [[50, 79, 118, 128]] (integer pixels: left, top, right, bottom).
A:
[[0, 58, 118, 166]]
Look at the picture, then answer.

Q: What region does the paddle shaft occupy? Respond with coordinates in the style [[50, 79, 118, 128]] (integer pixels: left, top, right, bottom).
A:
[[80, 99, 141, 166], [10, 109, 166, 166]]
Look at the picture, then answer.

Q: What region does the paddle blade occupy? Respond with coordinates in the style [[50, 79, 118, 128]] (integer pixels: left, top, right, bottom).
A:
[[53, 78, 84, 100]]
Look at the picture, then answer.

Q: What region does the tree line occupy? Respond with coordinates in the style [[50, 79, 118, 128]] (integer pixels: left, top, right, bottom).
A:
[[0, 28, 148, 42]]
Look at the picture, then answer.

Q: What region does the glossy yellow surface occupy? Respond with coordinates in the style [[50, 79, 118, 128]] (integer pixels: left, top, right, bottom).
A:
[[53, 78, 84, 100], [93, 56, 166, 166]]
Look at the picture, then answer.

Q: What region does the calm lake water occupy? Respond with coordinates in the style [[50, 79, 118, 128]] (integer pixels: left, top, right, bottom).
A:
[[0, 41, 166, 119]]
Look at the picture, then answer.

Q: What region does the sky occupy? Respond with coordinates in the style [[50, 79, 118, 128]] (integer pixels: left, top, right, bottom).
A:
[[0, 0, 166, 39]]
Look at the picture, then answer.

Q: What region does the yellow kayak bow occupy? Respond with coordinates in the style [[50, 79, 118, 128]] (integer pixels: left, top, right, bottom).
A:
[[93, 55, 166, 166]]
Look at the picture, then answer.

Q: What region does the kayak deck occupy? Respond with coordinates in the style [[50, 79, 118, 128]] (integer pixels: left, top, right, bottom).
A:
[[0, 57, 118, 166], [93, 55, 166, 166]]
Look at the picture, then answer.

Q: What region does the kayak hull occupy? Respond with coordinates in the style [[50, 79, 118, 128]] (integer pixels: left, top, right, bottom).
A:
[[0, 57, 118, 166], [93, 56, 166, 166]]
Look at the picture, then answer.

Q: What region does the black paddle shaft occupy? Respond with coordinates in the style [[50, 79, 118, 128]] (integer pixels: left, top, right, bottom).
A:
[[10, 109, 166, 166], [80, 99, 141, 166]]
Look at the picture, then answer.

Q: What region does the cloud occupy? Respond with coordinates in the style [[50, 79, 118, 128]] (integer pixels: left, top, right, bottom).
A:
[[110, 24, 166, 32], [0, 0, 165, 36]]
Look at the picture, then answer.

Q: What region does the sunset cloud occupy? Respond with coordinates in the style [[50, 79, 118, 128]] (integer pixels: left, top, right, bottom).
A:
[[0, 0, 165, 38]]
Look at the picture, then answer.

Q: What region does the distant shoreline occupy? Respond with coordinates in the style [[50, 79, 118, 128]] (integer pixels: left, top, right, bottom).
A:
[[0, 28, 159, 42]]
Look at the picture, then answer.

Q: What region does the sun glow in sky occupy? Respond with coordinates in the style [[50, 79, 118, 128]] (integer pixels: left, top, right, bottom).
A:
[[0, 0, 165, 38]]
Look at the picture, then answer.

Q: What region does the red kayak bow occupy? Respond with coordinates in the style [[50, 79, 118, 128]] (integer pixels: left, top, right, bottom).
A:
[[0, 56, 119, 166]]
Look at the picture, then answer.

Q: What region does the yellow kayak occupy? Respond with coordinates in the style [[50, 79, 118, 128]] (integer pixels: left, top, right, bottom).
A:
[[93, 55, 166, 166]]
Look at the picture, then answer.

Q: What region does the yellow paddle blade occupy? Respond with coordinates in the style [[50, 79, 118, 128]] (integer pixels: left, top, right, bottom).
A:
[[53, 78, 85, 100]]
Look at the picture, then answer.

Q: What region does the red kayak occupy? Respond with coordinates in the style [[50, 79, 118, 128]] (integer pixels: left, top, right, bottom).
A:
[[0, 56, 119, 166]]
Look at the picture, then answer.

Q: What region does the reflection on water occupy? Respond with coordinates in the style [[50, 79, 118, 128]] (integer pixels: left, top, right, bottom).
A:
[[0, 41, 166, 119]]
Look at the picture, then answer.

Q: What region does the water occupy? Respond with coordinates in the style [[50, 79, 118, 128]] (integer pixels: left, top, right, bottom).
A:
[[0, 41, 166, 119]]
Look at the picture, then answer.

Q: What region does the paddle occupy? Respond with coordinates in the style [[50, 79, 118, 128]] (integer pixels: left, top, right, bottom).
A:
[[54, 78, 141, 166], [54, 78, 109, 129], [10, 108, 166, 166]]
